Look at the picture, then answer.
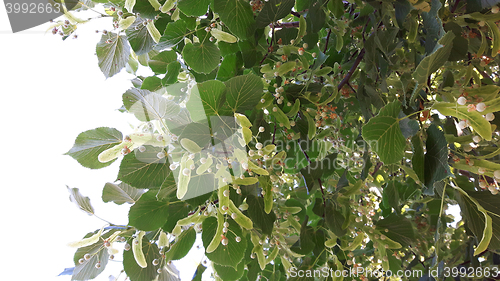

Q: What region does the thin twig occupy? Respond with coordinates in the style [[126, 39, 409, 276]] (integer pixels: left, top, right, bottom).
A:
[[451, 0, 461, 13], [295, 115, 327, 214], [323, 29, 332, 54], [333, 48, 365, 96], [347, 82, 357, 94], [291, 11, 301, 18], [260, 24, 275, 64], [272, 117, 277, 145], [370, 161, 383, 176]]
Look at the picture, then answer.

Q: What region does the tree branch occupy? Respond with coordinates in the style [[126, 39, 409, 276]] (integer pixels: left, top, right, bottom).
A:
[[370, 161, 383, 176], [331, 48, 365, 97], [323, 29, 332, 54], [260, 25, 276, 64], [451, 0, 461, 13]]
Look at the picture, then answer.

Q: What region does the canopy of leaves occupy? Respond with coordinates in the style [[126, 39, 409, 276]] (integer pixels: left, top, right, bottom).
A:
[[60, 0, 500, 280]]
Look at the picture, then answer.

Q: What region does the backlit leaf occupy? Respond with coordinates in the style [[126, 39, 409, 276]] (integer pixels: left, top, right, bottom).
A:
[[67, 186, 95, 215], [65, 127, 123, 169], [102, 182, 146, 205], [96, 32, 130, 78], [123, 88, 181, 122]]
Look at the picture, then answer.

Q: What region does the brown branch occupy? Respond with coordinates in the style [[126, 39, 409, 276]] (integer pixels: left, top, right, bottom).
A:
[[291, 11, 301, 18], [451, 0, 461, 13], [260, 25, 276, 64], [370, 161, 383, 176], [347, 82, 357, 94], [336, 48, 365, 92], [323, 29, 332, 54]]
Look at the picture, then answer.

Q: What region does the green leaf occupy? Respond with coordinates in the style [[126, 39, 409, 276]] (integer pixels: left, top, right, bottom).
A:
[[119, 16, 136, 30], [182, 42, 221, 74], [247, 195, 276, 235], [96, 32, 130, 78], [146, 21, 161, 43], [411, 133, 425, 183], [165, 227, 197, 260], [300, 159, 324, 193], [211, 29, 238, 43], [178, 122, 212, 148], [432, 102, 492, 141], [125, 0, 136, 12], [186, 80, 229, 119], [180, 138, 202, 153], [382, 181, 400, 211], [325, 199, 347, 237], [217, 53, 243, 81], [213, 261, 245, 281], [225, 73, 264, 112], [255, 0, 295, 28], [128, 191, 171, 231], [131, 0, 161, 18], [375, 214, 416, 247], [328, 0, 344, 19], [162, 61, 182, 85], [123, 88, 181, 122], [71, 231, 110, 280], [412, 31, 455, 94], [421, 0, 445, 54], [258, 176, 273, 214], [202, 217, 247, 268], [117, 146, 171, 189], [157, 264, 181, 281], [444, 22, 468, 61], [102, 182, 146, 205], [486, 21, 500, 57], [67, 186, 95, 216], [191, 264, 206, 281], [163, 201, 192, 232], [303, 111, 316, 139], [456, 189, 499, 254], [361, 101, 406, 164], [157, 20, 188, 50], [306, 1, 326, 33], [213, 0, 256, 40], [399, 112, 419, 139], [123, 236, 162, 281], [125, 17, 156, 55], [271, 106, 291, 129], [149, 50, 178, 74], [424, 124, 453, 189], [177, 0, 210, 16], [65, 127, 123, 169], [141, 76, 162, 91]]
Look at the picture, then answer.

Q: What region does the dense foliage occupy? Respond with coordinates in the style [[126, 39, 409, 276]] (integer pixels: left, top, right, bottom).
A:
[[58, 0, 500, 280]]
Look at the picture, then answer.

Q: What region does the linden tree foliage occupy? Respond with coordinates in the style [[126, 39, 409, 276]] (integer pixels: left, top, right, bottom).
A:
[[58, 0, 500, 280]]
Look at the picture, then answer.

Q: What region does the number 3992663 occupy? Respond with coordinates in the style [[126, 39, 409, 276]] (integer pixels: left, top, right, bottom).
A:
[[5, 2, 61, 14], [443, 266, 499, 278]]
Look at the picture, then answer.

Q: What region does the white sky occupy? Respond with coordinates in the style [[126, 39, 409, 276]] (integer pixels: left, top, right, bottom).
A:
[[0, 2, 206, 280]]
